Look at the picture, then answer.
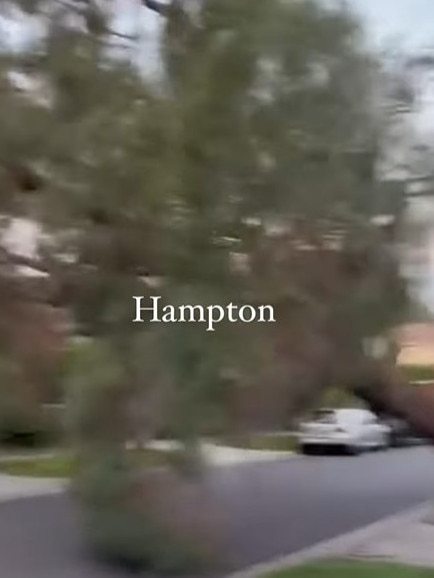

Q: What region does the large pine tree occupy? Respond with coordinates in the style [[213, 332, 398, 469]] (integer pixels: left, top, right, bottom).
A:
[[0, 0, 423, 570]]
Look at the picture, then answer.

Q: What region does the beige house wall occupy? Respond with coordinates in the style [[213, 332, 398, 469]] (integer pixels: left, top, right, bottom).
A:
[[395, 323, 434, 367]]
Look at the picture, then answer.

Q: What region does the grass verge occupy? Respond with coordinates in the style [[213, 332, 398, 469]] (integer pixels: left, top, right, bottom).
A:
[[222, 433, 298, 452], [267, 561, 434, 578], [0, 448, 175, 478]]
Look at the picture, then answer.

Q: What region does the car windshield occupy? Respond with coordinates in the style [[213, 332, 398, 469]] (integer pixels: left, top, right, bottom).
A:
[[311, 410, 336, 424]]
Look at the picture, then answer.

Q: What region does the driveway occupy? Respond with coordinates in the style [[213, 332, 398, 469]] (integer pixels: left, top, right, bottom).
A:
[[0, 446, 433, 577]]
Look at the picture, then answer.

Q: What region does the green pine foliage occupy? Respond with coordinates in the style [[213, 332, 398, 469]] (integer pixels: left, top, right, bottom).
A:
[[0, 0, 416, 571]]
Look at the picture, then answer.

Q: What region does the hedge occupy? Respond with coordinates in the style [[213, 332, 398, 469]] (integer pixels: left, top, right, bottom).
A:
[[399, 365, 434, 383]]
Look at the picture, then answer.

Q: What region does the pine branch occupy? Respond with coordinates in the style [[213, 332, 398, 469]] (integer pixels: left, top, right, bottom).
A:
[[0, 247, 50, 274], [109, 29, 138, 41]]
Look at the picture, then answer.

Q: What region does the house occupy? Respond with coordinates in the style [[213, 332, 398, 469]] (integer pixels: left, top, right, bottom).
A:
[[394, 323, 434, 367]]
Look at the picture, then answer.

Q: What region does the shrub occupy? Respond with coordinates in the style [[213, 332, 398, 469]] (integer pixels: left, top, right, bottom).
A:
[[75, 453, 222, 573], [66, 341, 222, 573], [319, 387, 362, 409], [0, 404, 59, 448], [75, 452, 153, 571], [0, 356, 61, 448], [134, 468, 223, 574]]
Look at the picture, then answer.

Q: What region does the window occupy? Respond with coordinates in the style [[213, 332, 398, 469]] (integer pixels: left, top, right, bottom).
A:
[[312, 410, 336, 424]]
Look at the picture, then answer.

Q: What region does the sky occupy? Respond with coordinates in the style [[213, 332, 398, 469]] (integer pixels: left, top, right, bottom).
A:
[[4, 1, 434, 94], [348, 0, 434, 309], [2, 1, 434, 59], [350, 0, 434, 139], [351, 0, 434, 51], [2, 1, 434, 80]]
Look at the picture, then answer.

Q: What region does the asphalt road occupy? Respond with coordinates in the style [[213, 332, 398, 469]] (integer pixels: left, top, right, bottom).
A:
[[1, 446, 434, 578]]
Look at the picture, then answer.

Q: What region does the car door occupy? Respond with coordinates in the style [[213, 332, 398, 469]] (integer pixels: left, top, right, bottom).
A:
[[356, 411, 375, 447], [365, 412, 385, 447], [343, 410, 367, 447], [358, 412, 372, 447]]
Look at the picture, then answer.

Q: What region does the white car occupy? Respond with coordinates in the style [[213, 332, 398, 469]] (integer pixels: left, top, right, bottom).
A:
[[298, 408, 390, 455]]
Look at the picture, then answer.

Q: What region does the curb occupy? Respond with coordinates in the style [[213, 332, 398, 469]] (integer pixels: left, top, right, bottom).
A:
[[148, 441, 297, 467], [225, 501, 433, 578], [0, 484, 66, 503], [0, 451, 63, 463], [203, 443, 296, 461], [0, 463, 67, 503]]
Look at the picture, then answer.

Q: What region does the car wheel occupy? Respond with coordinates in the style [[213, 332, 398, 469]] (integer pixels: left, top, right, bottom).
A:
[[382, 434, 391, 450], [301, 444, 318, 455], [347, 444, 361, 456]]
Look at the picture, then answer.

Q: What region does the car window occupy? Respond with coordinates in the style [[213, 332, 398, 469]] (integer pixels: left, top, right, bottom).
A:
[[311, 410, 336, 424]]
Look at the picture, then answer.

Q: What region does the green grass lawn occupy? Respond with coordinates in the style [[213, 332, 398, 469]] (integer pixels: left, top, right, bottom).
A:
[[223, 433, 298, 452], [0, 448, 174, 478], [268, 561, 434, 578]]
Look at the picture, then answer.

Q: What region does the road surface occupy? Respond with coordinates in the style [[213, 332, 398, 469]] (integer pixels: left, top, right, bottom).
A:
[[0, 446, 434, 577]]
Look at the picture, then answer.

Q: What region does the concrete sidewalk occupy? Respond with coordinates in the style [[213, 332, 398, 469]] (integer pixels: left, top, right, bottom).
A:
[[0, 474, 65, 502], [0, 441, 294, 504], [226, 501, 434, 578], [148, 440, 295, 466], [345, 503, 434, 568]]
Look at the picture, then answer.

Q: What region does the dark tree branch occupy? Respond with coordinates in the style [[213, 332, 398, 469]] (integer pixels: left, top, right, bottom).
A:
[[0, 248, 50, 275], [352, 364, 434, 443], [109, 29, 138, 41], [5, 163, 45, 193]]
